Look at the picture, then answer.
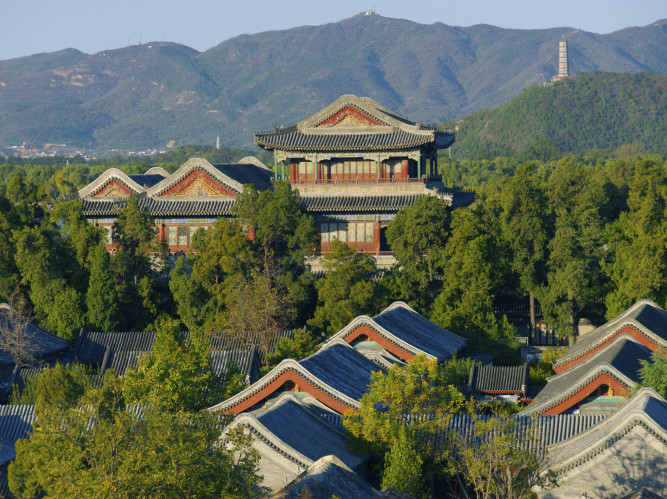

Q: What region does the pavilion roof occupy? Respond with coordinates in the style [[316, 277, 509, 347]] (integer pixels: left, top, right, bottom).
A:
[[329, 301, 466, 363], [272, 455, 382, 499], [227, 392, 365, 474], [208, 340, 384, 414], [523, 337, 653, 415], [553, 299, 667, 372], [255, 128, 453, 152], [545, 387, 667, 472], [466, 363, 529, 395], [254, 94, 454, 153], [77, 157, 272, 202]]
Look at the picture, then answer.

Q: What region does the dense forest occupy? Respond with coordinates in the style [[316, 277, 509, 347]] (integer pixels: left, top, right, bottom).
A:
[[1, 148, 665, 352], [1, 146, 666, 496]]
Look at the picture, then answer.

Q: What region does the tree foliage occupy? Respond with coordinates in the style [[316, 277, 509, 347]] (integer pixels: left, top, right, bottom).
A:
[[8, 369, 261, 498]]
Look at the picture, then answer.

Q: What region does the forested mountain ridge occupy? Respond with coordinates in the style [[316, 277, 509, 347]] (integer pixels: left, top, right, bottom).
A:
[[0, 14, 665, 150], [444, 71, 667, 159]]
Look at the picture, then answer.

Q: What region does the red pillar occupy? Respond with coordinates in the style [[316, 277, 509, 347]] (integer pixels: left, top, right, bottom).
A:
[[290, 162, 296, 183], [373, 221, 381, 255], [402, 159, 409, 180]]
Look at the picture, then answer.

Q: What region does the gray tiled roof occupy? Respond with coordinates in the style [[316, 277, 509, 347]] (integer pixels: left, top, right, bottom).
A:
[[301, 193, 424, 213], [524, 337, 654, 415], [211, 163, 273, 191], [126, 174, 167, 189], [467, 364, 528, 394], [0, 405, 35, 454], [80, 197, 236, 217], [74, 330, 261, 381], [253, 394, 364, 470], [209, 340, 383, 414], [546, 387, 667, 471], [372, 302, 467, 361], [554, 299, 667, 370], [299, 343, 383, 402], [272, 455, 381, 499], [255, 128, 453, 152], [329, 302, 466, 363], [0, 304, 70, 368]]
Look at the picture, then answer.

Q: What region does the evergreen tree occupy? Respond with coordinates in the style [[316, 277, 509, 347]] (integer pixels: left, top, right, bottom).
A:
[[386, 195, 452, 312], [86, 244, 122, 331], [308, 240, 389, 337]]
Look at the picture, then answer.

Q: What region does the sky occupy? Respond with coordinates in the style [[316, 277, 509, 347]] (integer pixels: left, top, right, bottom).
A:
[[2, 0, 666, 61]]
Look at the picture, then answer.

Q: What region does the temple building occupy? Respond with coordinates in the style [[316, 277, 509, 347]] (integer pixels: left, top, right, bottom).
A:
[[255, 94, 471, 254], [78, 95, 472, 256]]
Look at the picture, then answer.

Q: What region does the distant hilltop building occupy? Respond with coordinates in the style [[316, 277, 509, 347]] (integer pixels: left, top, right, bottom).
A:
[[552, 35, 569, 81]]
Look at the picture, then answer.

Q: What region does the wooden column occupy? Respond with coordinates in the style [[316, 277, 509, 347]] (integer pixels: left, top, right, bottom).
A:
[[402, 159, 409, 180], [290, 162, 296, 183], [373, 221, 381, 255], [418, 155, 422, 179]]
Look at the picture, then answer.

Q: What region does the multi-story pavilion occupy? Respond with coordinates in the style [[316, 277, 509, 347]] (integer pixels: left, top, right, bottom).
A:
[[79, 95, 472, 255], [255, 94, 470, 253]]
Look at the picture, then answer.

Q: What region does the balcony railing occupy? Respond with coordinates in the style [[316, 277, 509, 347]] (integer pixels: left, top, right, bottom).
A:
[[276, 176, 443, 185]]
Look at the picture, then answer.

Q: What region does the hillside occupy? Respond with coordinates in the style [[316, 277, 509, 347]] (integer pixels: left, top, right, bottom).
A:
[[443, 71, 667, 159], [0, 14, 665, 151]]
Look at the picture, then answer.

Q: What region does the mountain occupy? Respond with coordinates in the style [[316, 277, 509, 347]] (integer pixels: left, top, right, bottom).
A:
[[0, 14, 665, 151], [442, 71, 667, 158]]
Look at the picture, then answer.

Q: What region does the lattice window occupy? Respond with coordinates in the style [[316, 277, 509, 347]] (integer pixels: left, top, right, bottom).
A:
[[320, 223, 329, 243], [356, 223, 364, 242], [167, 226, 177, 245], [348, 222, 356, 242], [178, 226, 188, 246], [366, 222, 374, 242]]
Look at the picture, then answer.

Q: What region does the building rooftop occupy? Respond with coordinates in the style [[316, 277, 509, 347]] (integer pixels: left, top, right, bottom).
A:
[[554, 299, 667, 372], [524, 337, 654, 415]]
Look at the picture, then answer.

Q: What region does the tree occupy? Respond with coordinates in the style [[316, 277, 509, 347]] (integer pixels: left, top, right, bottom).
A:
[[13, 225, 85, 340], [85, 244, 122, 331], [447, 407, 559, 499], [9, 370, 261, 498], [122, 316, 231, 412], [308, 239, 389, 337], [638, 348, 667, 398], [233, 181, 318, 268], [0, 294, 37, 367], [542, 160, 612, 335], [431, 205, 515, 353], [386, 195, 452, 311], [343, 355, 467, 459], [381, 426, 425, 497], [111, 195, 159, 287], [499, 163, 553, 331], [604, 159, 667, 316], [265, 327, 319, 368], [215, 269, 288, 350]]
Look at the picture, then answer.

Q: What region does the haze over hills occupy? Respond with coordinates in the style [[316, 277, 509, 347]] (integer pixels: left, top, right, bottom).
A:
[[0, 13, 665, 151]]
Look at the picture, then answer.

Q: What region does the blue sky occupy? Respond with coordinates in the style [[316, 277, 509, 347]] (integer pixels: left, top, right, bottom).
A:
[[2, 0, 665, 61]]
